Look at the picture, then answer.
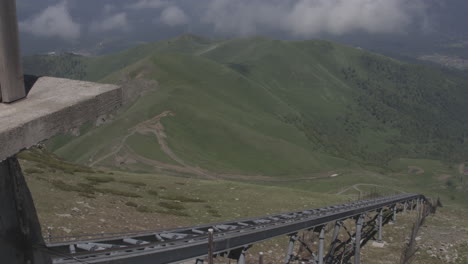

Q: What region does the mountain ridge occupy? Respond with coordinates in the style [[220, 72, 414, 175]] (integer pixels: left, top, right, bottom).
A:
[[23, 35, 468, 177]]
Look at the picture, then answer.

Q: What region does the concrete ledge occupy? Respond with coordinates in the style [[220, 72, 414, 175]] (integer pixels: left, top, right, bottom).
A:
[[0, 77, 122, 161]]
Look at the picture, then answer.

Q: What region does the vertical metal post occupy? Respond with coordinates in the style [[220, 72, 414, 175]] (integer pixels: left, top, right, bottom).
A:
[[392, 205, 397, 222], [208, 229, 214, 264], [355, 215, 364, 264], [0, 0, 26, 103], [318, 226, 325, 264], [259, 252, 264, 264], [378, 209, 383, 241], [237, 247, 248, 264], [325, 221, 341, 264], [403, 202, 407, 214], [285, 233, 298, 264]]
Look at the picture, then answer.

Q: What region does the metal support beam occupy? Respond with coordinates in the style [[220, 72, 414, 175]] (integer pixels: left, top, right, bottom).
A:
[[325, 221, 341, 264], [0, 0, 26, 103], [285, 233, 298, 264], [237, 247, 249, 264], [354, 215, 364, 264], [318, 226, 325, 264], [208, 229, 214, 264], [378, 209, 383, 242]]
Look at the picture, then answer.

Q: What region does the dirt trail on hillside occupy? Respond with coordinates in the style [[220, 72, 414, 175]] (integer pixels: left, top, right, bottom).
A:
[[459, 163, 465, 174], [131, 111, 216, 179], [90, 111, 338, 183], [89, 132, 137, 166], [336, 184, 405, 196]]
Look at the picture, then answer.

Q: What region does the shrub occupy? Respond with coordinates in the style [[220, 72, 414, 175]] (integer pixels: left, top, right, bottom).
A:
[[148, 190, 159, 196], [136, 206, 152, 213], [96, 188, 141, 198], [85, 176, 115, 183], [24, 168, 44, 174], [119, 180, 147, 187], [161, 194, 206, 203], [158, 201, 185, 210]]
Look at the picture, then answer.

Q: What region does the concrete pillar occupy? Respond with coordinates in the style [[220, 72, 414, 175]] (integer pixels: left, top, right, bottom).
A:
[[392, 206, 397, 222], [403, 202, 407, 214], [354, 215, 364, 264], [318, 226, 325, 264], [0, 157, 51, 264], [378, 210, 383, 241], [285, 233, 298, 264], [0, 0, 26, 103]]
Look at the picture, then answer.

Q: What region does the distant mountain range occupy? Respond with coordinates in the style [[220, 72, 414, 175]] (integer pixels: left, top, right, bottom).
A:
[[23, 35, 468, 177]]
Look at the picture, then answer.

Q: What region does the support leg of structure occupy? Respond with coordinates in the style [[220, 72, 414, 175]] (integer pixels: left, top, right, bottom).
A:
[[285, 233, 298, 264], [403, 202, 407, 214], [325, 221, 341, 264], [378, 209, 383, 242], [392, 206, 397, 223], [354, 215, 364, 264], [318, 226, 325, 264], [237, 247, 249, 264], [0, 157, 51, 264]]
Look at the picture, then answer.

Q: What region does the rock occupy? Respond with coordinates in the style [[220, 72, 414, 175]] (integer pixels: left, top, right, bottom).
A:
[[371, 241, 386, 248], [55, 213, 72, 218], [415, 236, 422, 241], [71, 207, 80, 213]]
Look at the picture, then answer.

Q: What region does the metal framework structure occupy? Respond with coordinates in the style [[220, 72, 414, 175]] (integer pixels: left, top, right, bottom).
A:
[[47, 193, 425, 264]]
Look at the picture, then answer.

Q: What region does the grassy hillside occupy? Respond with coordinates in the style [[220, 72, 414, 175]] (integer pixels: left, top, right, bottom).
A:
[[23, 35, 468, 177]]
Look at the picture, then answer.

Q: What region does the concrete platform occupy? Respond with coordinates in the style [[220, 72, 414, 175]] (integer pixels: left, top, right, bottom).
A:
[[0, 77, 122, 161]]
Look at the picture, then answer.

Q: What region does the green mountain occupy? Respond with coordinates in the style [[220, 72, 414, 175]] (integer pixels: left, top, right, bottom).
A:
[[23, 35, 468, 177]]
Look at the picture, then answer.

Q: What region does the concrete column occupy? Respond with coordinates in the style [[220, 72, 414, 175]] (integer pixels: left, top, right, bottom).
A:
[[392, 206, 397, 222], [378, 209, 383, 241], [318, 226, 325, 264], [403, 202, 407, 214], [0, 0, 26, 103], [285, 233, 298, 264], [354, 215, 364, 264], [0, 157, 51, 264]]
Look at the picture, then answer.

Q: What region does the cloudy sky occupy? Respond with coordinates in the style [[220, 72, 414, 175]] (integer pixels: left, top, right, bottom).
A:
[[15, 0, 447, 55]]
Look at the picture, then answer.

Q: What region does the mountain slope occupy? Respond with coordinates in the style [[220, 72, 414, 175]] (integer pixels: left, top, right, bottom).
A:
[[23, 36, 468, 177]]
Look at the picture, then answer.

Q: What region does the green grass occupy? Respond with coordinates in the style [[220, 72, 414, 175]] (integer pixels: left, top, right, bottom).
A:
[[24, 36, 468, 178]]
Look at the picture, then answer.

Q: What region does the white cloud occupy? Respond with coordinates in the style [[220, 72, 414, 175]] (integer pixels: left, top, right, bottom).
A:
[[90, 12, 129, 33], [19, 1, 81, 40], [160, 6, 189, 26], [202, 0, 428, 37], [127, 0, 166, 10]]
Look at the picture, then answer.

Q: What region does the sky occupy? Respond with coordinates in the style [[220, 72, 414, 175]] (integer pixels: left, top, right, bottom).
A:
[[15, 0, 460, 55]]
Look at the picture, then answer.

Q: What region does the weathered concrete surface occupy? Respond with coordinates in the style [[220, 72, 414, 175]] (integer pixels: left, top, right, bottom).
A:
[[0, 157, 51, 264], [0, 77, 122, 161], [0, 0, 26, 102]]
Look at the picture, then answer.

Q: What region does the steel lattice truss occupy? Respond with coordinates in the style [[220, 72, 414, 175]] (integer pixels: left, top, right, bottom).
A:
[[47, 193, 424, 264]]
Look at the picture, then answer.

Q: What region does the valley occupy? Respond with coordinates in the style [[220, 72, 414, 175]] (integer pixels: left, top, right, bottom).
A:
[[20, 35, 468, 263]]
